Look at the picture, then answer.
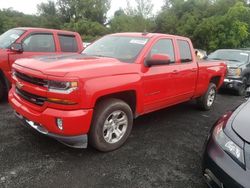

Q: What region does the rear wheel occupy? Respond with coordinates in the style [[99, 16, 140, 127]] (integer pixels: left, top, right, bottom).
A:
[[89, 98, 133, 152], [197, 83, 217, 111]]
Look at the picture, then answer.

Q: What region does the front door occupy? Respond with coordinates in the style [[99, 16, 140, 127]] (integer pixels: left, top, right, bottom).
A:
[[142, 38, 178, 113], [9, 33, 58, 68]]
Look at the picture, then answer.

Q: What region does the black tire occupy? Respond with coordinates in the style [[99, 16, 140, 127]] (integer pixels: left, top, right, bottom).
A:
[[197, 83, 217, 111], [0, 80, 4, 102], [236, 77, 247, 96], [89, 98, 133, 152]]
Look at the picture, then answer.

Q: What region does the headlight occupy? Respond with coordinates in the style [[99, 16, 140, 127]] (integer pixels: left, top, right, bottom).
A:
[[228, 67, 241, 76], [213, 113, 245, 168], [48, 80, 78, 94]]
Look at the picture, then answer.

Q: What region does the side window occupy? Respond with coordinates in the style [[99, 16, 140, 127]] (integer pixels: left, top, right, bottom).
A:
[[150, 39, 175, 63], [177, 40, 192, 63], [59, 35, 78, 52], [23, 34, 55, 52]]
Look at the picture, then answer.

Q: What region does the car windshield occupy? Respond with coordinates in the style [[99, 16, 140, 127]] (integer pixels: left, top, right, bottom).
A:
[[82, 35, 149, 63], [208, 50, 249, 63], [0, 29, 25, 49]]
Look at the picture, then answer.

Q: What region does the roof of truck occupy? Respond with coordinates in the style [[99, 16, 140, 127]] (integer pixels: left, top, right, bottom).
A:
[[14, 27, 78, 35], [109, 32, 190, 40]]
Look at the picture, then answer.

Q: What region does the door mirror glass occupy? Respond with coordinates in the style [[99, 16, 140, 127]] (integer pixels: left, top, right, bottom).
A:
[[10, 43, 23, 53], [145, 54, 171, 67]]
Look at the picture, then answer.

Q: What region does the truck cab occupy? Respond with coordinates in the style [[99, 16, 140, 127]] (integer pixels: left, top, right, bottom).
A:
[[0, 27, 83, 101]]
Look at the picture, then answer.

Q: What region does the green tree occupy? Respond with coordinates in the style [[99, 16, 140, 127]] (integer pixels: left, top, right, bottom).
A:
[[37, 1, 62, 29], [57, 0, 110, 24]]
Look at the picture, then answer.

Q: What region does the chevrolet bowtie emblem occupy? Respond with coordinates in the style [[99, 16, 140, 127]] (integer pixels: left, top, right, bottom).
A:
[[16, 82, 24, 89]]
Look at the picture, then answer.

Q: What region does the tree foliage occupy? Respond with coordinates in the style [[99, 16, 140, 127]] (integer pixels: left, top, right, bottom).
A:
[[0, 0, 250, 50], [157, 0, 250, 51]]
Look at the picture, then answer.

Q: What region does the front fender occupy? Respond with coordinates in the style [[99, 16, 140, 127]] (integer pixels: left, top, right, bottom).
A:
[[82, 74, 143, 112]]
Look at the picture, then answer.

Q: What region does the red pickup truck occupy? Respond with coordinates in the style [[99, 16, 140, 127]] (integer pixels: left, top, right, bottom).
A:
[[9, 33, 227, 151], [0, 27, 83, 101]]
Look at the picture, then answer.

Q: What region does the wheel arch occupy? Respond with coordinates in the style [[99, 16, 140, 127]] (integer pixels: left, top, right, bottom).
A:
[[210, 76, 221, 88], [94, 90, 137, 118], [0, 69, 10, 90]]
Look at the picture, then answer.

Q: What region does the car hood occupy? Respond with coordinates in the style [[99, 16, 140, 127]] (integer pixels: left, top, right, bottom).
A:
[[225, 60, 245, 68], [14, 54, 138, 77], [232, 100, 250, 143]]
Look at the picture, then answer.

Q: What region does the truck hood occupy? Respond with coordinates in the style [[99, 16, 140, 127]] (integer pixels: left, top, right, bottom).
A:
[[14, 54, 137, 77], [232, 100, 250, 143], [225, 60, 245, 68]]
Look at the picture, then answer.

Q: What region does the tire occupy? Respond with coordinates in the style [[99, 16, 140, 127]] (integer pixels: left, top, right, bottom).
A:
[[236, 77, 247, 96], [197, 83, 217, 111], [89, 98, 133, 152], [0, 80, 4, 102]]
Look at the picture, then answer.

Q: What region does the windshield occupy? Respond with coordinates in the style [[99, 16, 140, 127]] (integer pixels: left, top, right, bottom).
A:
[[82, 35, 149, 63], [0, 29, 25, 49], [208, 50, 249, 63]]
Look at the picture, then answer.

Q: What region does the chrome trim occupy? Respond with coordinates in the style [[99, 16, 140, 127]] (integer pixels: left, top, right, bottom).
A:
[[224, 79, 243, 84], [14, 111, 88, 148], [25, 119, 48, 135]]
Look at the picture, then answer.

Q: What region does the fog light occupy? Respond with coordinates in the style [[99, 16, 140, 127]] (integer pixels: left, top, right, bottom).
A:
[[56, 118, 63, 130]]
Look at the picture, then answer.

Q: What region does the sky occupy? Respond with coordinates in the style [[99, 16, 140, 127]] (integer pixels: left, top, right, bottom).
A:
[[0, 0, 165, 18]]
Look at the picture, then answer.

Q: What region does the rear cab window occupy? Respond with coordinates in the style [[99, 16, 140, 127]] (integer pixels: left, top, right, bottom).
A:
[[58, 34, 78, 52], [177, 39, 193, 63]]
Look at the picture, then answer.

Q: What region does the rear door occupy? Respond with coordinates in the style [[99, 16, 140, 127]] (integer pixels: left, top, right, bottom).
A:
[[174, 39, 197, 101], [57, 34, 79, 53]]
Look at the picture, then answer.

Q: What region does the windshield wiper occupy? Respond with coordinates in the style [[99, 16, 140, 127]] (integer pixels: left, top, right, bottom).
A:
[[209, 58, 223, 60], [82, 53, 111, 58], [224, 59, 240, 62]]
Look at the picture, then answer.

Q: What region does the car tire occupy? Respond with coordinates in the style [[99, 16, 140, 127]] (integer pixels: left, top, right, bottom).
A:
[[197, 83, 217, 111], [237, 77, 247, 96], [0, 80, 4, 102], [89, 98, 133, 152]]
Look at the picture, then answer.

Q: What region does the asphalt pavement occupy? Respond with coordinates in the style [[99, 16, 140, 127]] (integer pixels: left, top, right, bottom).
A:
[[0, 93, 246, 188]]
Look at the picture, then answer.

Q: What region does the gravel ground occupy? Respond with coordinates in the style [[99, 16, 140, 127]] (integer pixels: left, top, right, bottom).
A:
[[0, 93, 246, 188]]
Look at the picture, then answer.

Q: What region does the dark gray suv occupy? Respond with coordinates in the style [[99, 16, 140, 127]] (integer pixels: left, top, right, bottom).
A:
[[208, 49, 250, 95]]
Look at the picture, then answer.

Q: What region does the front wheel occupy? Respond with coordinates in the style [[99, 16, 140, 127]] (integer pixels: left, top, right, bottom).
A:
[[89, 98, 133, 152], [0, 80, 4, 102], [236, 77, 247, 96], [197, 83, 217, 111]]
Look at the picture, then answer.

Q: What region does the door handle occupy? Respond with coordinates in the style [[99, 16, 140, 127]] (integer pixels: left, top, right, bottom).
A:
[[191, 68, 197, 72]]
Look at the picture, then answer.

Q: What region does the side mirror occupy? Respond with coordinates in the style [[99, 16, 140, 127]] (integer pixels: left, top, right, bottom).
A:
[[145, 54, 171, 67], [10, 43, 23, 53]]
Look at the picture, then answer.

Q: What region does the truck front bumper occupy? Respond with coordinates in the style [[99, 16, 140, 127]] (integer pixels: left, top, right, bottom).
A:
[[9, 88, 93, 148], [222, 78, 243, 90]]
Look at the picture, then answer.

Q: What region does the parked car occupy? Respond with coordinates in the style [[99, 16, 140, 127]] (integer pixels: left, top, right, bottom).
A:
[[0, 27, 83, 101], [202, 88, 250, 188], [9, 32, 227, 151], [207, 49, 250, 95]]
